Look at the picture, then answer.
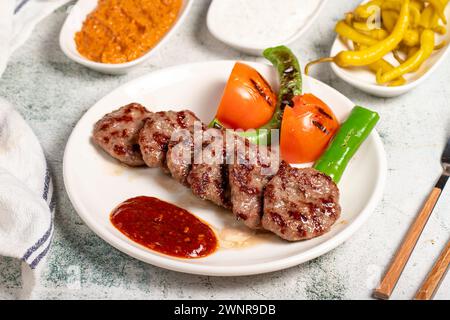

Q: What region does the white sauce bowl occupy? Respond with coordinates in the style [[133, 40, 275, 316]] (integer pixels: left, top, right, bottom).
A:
[[207, 0, 328, 56]]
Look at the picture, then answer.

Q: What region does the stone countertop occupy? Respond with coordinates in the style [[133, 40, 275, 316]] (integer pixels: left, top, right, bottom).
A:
[[0, 0, 449, 300]]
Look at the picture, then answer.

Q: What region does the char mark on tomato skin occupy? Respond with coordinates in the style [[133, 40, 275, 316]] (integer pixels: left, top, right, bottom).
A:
[[250, 78, 275, 107], [256, 70, 277, 97], [312, 120, 330, 135], [316, 106, 334, 120]]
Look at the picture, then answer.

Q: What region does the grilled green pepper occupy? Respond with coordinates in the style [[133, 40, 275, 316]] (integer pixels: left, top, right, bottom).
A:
[[262, 45, 303, 130], [313, 106, 380, 183]]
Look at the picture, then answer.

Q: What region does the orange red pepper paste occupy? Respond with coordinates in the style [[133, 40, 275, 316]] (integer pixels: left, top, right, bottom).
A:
[[75, 0, 182, 64]]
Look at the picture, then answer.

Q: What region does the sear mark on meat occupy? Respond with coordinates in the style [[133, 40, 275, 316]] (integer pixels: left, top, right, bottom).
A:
[[187, 128, 231, 208], [138, 110, 200, 169], [228, 136, 280, 229], [262, 163, 341, 241], [166, 129, 195, 186], [93, 103, 151, 166]]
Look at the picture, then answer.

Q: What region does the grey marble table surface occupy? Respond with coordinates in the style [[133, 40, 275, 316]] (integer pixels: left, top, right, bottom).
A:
[[0, 0, 449, 300]]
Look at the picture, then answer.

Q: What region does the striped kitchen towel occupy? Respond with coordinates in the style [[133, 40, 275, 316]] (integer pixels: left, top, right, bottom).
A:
[[0, 0, 73, 77], [0, 98, 54, 299]]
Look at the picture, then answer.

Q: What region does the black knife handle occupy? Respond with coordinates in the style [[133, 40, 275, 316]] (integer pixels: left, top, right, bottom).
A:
[[435, 175, 449, 190]]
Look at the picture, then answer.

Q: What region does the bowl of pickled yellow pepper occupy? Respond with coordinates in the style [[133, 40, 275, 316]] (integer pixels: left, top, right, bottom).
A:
[[307, 0, 450, 97]]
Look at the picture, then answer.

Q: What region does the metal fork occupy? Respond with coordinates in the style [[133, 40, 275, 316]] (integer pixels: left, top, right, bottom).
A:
[[373, 138, 450, 300]]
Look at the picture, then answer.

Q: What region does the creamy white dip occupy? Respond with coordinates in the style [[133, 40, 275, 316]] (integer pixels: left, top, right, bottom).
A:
[[209, 0, 321, 48]]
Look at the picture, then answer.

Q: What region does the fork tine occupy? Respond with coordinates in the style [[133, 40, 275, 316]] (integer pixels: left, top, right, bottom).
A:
[[442, 138, 450, 164], [442, 138, 450, 174]]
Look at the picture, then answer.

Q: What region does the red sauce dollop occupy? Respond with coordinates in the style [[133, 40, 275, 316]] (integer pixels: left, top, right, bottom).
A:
[[110, 196, 218, 258]]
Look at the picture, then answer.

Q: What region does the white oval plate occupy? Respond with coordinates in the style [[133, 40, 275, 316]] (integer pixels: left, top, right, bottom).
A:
[[63, 61, 387, 276], [207, 0, 328, 56], [331, 2, 450, 97], [59, 0, 193, 74]]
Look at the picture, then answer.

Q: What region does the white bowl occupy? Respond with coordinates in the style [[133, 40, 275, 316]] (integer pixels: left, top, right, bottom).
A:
[[207, 0, 328, 56], [63, 60, 387, 276], [59, 0, 193, 74], [330, 2, 450, 97]]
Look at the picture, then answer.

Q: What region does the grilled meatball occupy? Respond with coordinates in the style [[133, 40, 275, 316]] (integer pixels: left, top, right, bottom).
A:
[[262, 163, 341, 241], [166, 129, 194, 186], [138, 110, 200, 168], [187, 128, 231, 208], [228, 138, 280, 229], [93, 103, 151, 166]]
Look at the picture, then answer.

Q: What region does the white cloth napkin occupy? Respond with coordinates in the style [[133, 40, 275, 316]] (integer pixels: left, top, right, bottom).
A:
[[0, 98, 54, 298], [0, 0, 73, 77]]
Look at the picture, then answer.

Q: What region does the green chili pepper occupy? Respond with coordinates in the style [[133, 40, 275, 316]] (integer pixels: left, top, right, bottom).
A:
[[210, 46, 302, 145], [261, 45, 302, 129], [313, 106, 380, 183]]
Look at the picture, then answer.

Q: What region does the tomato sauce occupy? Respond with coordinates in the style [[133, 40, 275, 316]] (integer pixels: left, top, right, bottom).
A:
[[110, 196, 218, 258]]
